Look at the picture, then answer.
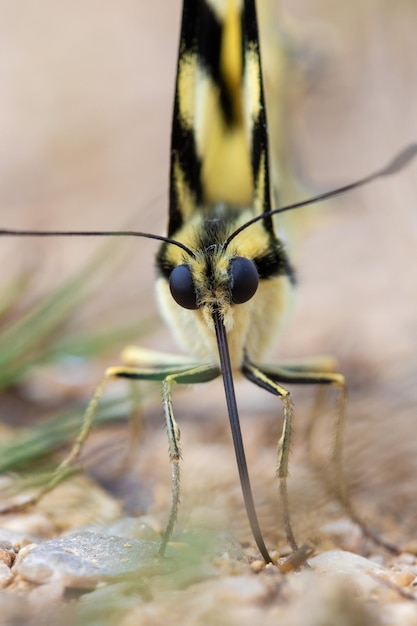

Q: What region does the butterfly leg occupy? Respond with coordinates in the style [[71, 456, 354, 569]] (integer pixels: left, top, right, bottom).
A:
[[119, 346, 196, 469], [0, 355, 216, 528], [257, 362, 399, 554], [242, 362, 298, 551], [110, 362, 220, 556]]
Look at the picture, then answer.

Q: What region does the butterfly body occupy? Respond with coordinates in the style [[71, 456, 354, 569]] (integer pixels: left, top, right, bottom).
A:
[[1, 0, 415, 563], [156, 0, 295, 372], [156, 204, 294, 370]]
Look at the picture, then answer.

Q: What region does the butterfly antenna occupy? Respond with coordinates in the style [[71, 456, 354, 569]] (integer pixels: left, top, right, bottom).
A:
[[0, 229, 196, 258], [224, 143, 417, 250]]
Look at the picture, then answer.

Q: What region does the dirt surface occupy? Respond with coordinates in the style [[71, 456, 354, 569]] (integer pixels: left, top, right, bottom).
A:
[[0, 1, 417, 624]]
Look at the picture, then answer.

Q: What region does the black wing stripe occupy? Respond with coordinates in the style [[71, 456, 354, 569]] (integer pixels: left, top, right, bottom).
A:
[[168, 0, 274, 237]]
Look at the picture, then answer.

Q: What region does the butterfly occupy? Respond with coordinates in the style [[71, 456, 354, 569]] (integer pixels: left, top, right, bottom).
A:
[[1, 0, 416, 564]]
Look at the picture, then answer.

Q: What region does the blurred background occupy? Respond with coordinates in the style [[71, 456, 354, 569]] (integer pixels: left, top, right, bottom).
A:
[[0, 0, 416, 565]]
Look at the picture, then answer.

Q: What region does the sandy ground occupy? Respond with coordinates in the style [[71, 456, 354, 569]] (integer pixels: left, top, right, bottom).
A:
[[0, 0, 417, 624]]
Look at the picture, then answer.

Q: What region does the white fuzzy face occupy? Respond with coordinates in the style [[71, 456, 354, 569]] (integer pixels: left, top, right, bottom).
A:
[[156, 269, 294, 371]]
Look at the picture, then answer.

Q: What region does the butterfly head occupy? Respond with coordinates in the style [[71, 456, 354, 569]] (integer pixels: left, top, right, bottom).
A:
[[155, 204, 294, 366]]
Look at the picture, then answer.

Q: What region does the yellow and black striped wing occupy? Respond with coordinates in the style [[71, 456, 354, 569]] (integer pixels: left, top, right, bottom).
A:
[[168, 0, 274, 237]]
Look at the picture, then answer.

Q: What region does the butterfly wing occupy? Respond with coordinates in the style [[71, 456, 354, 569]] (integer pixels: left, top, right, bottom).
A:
[[168, 0, 274, 237]]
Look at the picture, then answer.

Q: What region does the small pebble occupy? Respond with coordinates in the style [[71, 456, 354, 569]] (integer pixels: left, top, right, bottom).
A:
[[13, 532, 178, 590], [311, 550, 389, 577], [0, 548, 14, 568], [250, 559, 264, 573], [310, 549, 416, 600], [0, 561, 14, 588]]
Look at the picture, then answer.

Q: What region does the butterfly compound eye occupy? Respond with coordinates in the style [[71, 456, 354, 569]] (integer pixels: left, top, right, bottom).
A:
[[230, 257, 259, 304], [169, 264, 199, 310]]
